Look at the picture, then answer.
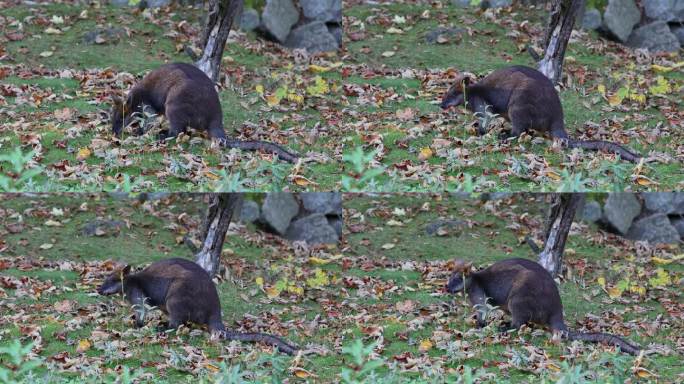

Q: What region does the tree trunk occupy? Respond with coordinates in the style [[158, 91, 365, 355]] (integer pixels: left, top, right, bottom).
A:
[[195, 193, 243, 276], [195, 0, 244, 82], [537, 193, 584, 277], [537, 0, 584, 83]]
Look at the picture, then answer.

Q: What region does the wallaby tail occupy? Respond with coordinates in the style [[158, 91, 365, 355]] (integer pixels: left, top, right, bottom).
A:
[[221, 139, 299, 163], [566, 331, 640, 355], [222, 330, 299, 355], [566, 139, 641, 163]]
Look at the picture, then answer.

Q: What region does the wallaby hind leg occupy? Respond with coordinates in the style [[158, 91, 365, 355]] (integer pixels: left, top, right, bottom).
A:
[[505, 104, 532, 140], [504, 295, 533, 332], [162, 105, 190, 140]]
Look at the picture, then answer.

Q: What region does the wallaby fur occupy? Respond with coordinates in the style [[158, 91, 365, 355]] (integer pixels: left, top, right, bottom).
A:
[[110, 63, 298, 163], [446, 258, 641, 355], [440, 66, 641, 163], [98, 258, 298, 355]]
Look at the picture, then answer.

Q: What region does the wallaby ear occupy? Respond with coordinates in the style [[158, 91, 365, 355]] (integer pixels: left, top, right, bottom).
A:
[[122, 265, 131, 275], [452, 259, 472, 274]]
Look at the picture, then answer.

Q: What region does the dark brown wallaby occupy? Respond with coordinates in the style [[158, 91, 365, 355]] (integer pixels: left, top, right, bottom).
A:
[[110, 62, 298, 163], [446, 258, 641, 355], [440, 65, 641, 163], [98, 258, 298, 355]]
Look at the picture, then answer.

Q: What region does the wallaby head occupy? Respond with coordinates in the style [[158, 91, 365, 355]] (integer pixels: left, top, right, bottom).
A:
[[446, 259, 473, 293], [110, 95, 127, 137], [97, 264, 131, 295], [440, 73, 475, 110]]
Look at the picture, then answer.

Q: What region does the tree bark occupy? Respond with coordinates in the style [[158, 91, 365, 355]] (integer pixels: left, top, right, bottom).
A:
[[195, 0, 244, 82], [537, 0, 584, 83], [195, 193, 243, 276], [537, 193, 584, 277]]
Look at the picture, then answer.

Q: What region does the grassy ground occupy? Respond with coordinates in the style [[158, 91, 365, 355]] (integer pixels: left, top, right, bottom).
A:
[[1, 1, 682, 192], [1, 193, 682, 382]]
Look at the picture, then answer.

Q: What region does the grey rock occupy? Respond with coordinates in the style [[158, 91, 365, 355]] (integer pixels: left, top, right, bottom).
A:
[[481, 0, 512, 8], [580, 200, 602, 223], [425, 219, 466, 236], [480, 192, 512, 201], [581, 8, 602, 30], [145, 0, 171, 7], [262, 0, 299, 43], [108, 192, 130, 200], [83, 27, 126, 45], [644, 0, 684, 22], [425, 27, 466, 44], [261, 193, 300, 235], [672, 25, 684, 46], [82, 220, 125, 237], [671, 217, 684, 239], [285, 213, 339, 244], [603, 193, 641, 234], [301, 192, 342, 215], [300, 0, 342, 23], [451, 0, 471, 6], [238, 200, 260, 223], [603, 0, 641, 42], [328, 216, 343, 238], [627, 21, 681, 52], [328, 24, 343, 45], [239, 8, 261, 31], [285, 21, 340, 53], [626, 214, 681, 244], [642, 193, 684, 214]]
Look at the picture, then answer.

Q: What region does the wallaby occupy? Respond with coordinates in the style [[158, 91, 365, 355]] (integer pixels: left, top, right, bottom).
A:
[[110, 62, 298, 163], [440, 65, 641, 163], [446, 258, 641, 355], [97, 258, 298, 355]]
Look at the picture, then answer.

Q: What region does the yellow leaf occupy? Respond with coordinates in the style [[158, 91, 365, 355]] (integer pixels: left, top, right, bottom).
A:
[[203, 171, 221, 180], [308, 64, 330, 73], [306, 76, 329, 96], [597, 84, 606, 96], [648, 268, 671, 287], [629, 285, 646, 296], [597, 276, 606, 288], [287, 92, 304, 104], [607, 287, 623, 298], [292, 367, 316, 378], [255, 277, 264, 288], [628, 92, 646, 104], [545, 170, 561, 181], [418, 147, 433, 161], [649, 76, 671, 95], [77, 147, 91, 161], [651, 62, 684, 73], [204, 363, 220, 373], [265, 286, 281, 298], [39, 243, 54, 250], [76, 339, 91, 353], [381, 243, 395, 250], [306, 269, 329, 288], [309, 257, 331, 265], [292, 175, 317, 187], [287, 284, 304, 296], [651, 256, 673, 265], [45, 219, 62, 227], [381, 51, 396, 58], [419, 339, 433, 352], [266, 94, 281, 106], [255, 84, 264, 95], [635, 175, 658, 186]]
